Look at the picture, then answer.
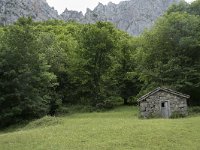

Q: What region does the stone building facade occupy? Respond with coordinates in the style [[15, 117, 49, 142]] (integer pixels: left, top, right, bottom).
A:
[[138, 87, 190, 118]]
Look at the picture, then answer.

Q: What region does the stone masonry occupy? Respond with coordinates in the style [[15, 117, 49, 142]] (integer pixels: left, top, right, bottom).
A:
[[138, 87, 190, 118]]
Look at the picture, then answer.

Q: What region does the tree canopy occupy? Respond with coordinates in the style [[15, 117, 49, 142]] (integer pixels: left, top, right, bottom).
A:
[[0, 0, 200, 128]]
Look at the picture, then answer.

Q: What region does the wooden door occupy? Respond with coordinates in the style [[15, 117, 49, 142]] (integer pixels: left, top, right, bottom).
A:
[[161, 101, 170, 118]]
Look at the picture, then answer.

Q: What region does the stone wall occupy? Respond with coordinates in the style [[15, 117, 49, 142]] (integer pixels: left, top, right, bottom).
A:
[[139, 91, 188, 118]]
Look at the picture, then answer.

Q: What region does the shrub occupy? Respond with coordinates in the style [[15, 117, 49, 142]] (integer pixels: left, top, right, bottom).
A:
[[25, 116, 63, 129], [189, 106, 200, 115], [127, 96, 138, 106], [103, 100, 114, 109], [57, 105, 95, 115], [170, 112, 186, 119], [96, 100, 114, 110], [56, 107, 70, 115]]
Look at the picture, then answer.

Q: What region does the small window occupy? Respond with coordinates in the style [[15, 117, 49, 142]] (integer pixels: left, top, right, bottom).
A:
[[161, 102, 165, 107]]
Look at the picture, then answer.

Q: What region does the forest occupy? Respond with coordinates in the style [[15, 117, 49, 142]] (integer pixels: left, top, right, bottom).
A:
[[0, 0, 200, 128]]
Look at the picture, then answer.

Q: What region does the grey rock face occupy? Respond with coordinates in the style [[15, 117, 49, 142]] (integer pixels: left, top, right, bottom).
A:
[[80, 0, 180, 35], [0, 0, 180, 35], [0, 0, 60, 25], [61, 9, 84, 22]]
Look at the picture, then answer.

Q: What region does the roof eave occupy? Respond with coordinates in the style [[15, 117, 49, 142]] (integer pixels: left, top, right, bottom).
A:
[[137, 88, 190, 102]]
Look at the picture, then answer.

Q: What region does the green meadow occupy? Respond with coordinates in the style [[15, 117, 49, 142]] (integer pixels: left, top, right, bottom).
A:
[[0, 106, 200, 150]]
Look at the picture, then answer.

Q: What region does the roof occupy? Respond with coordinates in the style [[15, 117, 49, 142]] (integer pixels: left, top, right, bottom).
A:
[[137, 87, 190, 102]]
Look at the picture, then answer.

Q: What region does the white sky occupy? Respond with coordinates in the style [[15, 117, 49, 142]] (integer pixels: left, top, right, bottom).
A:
[[46, 0, 195, 14]]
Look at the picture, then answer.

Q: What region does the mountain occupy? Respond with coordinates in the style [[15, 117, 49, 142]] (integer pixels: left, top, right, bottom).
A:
[[62, 0, 180, 35], [0, 0, 180, 35], [0, 0, 60, 25]]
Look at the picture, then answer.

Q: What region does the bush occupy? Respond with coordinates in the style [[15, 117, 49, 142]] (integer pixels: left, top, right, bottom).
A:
[[56, 107, 70, 115], [107, 96, 124, 105], [127, 96, 138, 106], [25, 116, 63, 129], [96, 100, 114, 110], [57, 105, 95, 115], [170, 112, 186, 119], [189, 106, 200, 115], [138, 113, 161, 119]]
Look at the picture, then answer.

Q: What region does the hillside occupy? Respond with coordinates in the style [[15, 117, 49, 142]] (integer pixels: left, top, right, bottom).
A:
[[0, 106, 200, 150], [0, 0, 180, 35]]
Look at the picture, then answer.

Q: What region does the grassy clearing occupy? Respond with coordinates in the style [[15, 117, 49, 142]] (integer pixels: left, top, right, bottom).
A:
[[0, 106, 200, 150]]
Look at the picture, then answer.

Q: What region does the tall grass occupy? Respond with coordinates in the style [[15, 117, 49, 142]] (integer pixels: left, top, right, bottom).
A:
[[0, 106, 200, 150]]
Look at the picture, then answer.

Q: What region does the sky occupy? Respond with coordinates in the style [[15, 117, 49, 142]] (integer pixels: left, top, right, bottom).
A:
[[46, 0, 195, 14]]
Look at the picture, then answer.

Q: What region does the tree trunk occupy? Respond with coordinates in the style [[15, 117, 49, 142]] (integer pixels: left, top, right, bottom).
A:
[[124, 98, 128, 105]]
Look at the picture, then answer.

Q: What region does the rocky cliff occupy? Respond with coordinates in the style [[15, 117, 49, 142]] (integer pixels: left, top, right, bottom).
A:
[[0, 0, 60, 25], [0, 0, 180, 35], [82, 0, 181, 35]]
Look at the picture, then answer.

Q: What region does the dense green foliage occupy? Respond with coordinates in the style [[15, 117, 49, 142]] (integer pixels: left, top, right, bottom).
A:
[[0, 18, 57, 127], [135, 0, 200, 104], [0, 1, 200, 127]]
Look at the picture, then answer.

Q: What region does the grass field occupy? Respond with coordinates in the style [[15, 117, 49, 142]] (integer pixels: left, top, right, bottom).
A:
[[0, 106, 200, 150]]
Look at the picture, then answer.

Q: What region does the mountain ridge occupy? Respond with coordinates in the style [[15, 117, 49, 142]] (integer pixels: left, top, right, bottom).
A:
[[0, 0, 180, 35]]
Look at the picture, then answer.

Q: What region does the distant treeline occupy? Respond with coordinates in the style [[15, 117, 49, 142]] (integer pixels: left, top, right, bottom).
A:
[[0, 0, 200, 128]]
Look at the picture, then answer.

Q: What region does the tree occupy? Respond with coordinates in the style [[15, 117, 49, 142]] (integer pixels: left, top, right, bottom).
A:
[[167, 0, 200, 16], [112, 32, 142, 105], [189, 0, 200, 15], [76, 22, 116, 105], [135, 12, 200, 105], [34, 22, 82, 105], [0, 18, 57, 127], [167, 1, 189, 14]]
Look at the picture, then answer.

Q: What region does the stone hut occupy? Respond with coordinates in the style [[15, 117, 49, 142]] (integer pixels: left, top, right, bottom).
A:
[[137, 87, 190, 118]]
